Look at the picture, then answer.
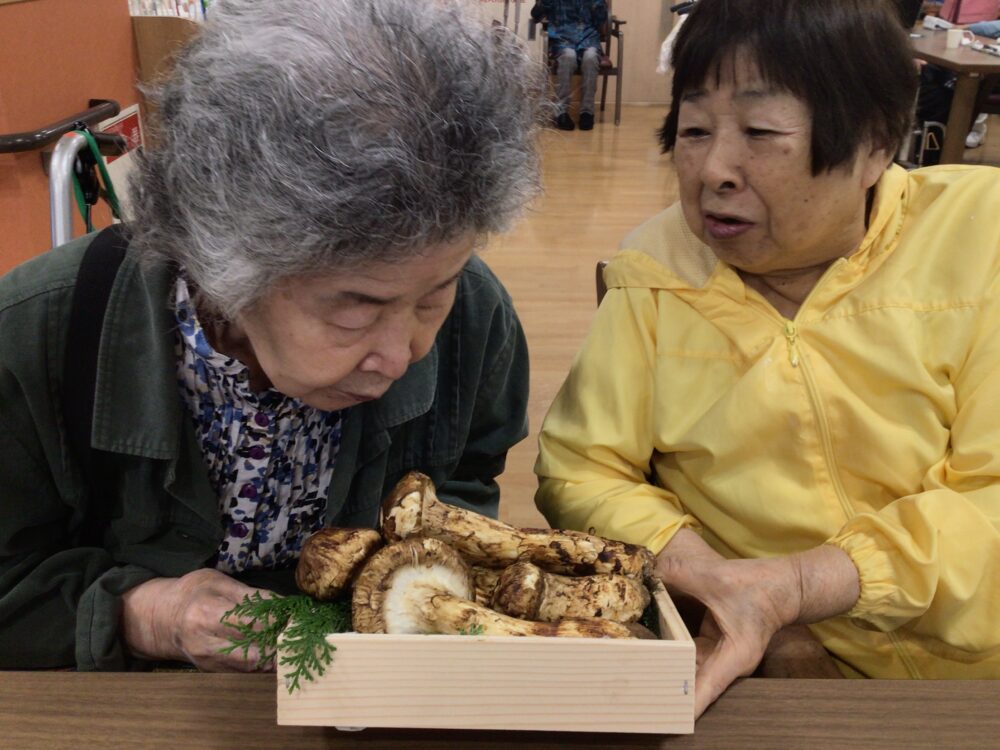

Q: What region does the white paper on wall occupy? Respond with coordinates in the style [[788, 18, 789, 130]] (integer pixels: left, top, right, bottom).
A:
[[98, 104, 144, 220]]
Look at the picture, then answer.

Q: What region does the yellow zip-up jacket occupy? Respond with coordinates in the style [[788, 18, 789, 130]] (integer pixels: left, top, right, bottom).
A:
[[535, 164, 1000, 679]]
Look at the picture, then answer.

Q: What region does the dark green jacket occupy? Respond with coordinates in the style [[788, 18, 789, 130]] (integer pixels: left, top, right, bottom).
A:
[[0, 232, 528, 670]]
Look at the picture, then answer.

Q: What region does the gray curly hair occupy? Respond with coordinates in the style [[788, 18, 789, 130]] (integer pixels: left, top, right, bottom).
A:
[[128, 0, 547, 320]]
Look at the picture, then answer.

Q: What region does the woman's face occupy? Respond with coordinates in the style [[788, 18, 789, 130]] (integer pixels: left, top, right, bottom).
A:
[[235, 235, 476, 411], [673, 63, 888, 276]]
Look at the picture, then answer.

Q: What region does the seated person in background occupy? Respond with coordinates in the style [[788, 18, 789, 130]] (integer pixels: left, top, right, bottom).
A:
[[969, 19, 1000, 35], [964, 19, 1000, 147], [536, 0, 1000, 718], [531, 0, 608, 131], [916, 19, 1000, 153], [0, 0, 544, 672]]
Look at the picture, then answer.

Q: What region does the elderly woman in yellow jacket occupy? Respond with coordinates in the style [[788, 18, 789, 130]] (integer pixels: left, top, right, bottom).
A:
[[536, 0, 1000, 718]]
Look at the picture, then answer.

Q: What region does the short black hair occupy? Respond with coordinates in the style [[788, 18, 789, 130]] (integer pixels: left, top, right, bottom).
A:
[[659, 0, 918, 175]]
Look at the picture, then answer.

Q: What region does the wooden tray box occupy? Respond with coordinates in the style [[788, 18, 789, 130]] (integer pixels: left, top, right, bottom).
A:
[[276, 582, 695, 734]]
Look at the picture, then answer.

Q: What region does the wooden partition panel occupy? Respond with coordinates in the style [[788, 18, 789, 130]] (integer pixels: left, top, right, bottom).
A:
[[611, 0, 674, 106], [0, 0, 139, 272]]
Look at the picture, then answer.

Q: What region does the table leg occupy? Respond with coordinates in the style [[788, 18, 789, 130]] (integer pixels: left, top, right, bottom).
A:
[[941, 72, 981, 164]]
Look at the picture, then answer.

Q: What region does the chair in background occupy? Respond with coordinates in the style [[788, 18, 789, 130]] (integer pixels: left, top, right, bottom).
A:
[[596, 259, 609, 305], [539, 2, 626, 126]]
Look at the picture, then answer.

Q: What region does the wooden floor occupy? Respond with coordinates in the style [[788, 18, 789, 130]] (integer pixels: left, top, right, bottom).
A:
[[486, 105, 679, 528], [485, 104, 1000, 529], [961, 113, 1000, 166]]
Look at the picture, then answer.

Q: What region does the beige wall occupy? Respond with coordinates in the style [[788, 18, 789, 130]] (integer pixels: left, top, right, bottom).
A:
[[474, 0, 674, 106]]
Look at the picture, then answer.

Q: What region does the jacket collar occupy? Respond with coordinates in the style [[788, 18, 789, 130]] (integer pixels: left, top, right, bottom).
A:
[[92, 256, 183, 459], [360, 345, 438, 431]]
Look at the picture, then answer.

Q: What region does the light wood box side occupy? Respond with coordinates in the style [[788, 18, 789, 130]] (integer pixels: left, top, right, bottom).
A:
[[277, 584, 695, 734], [653, 580, 694, 644]]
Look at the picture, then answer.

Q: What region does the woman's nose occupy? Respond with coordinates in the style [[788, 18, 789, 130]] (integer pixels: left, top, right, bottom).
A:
[[358, 316, 430, 381], [700, 134, 743, 192], [359, 334, 411, 382]]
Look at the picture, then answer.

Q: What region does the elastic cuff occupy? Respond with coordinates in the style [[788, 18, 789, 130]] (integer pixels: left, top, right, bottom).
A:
[[827, 531, 902, 629]]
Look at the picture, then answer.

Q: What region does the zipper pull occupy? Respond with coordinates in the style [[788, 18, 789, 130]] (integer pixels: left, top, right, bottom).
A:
[[783, 320, 800, 368]]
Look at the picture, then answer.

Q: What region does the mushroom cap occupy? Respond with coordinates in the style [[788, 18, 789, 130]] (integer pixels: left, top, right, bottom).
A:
[[294, 527, 383, 601], [379, 471, 435, 542], [490, 561, 545, 619], [352, 537, 475, 634]]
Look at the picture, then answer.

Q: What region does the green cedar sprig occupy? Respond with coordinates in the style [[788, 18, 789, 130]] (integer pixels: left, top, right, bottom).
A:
[[219, 592, 352, 693]]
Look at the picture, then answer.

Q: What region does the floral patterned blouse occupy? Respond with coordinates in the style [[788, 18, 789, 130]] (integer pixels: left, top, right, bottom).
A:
[[173, 278, 343, 573]]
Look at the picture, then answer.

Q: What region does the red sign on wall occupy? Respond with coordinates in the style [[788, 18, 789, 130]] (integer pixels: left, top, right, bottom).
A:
[[100, 110, 142, 164]]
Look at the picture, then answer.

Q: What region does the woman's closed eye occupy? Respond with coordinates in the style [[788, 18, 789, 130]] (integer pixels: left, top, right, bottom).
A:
[[329, 304, 380, 331], [679, 126, 710, 139], [746, 127, 778, 138], [416, 279, 459, 313]]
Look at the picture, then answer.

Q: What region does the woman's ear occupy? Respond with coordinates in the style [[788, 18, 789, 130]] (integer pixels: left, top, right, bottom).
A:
[[859, 147, 893, 190]]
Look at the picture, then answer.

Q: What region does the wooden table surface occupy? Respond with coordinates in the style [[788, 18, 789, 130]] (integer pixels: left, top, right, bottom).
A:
[[2, 672, 998, 749], [910, 28, 1000, 163]]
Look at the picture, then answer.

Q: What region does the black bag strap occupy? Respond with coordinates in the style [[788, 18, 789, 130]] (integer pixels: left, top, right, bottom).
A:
[[63, 224, 129, 499]]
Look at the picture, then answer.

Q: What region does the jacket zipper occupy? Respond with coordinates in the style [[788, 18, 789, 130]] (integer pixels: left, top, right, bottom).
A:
[[797, 352, 856, 522], [783, 314, 922, 679], [783, 321, 800, 367]]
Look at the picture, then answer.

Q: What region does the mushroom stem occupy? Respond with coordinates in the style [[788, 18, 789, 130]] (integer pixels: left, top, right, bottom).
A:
[[408, 584, 639, 639], [352, 538, 640, 639], [491, 561, 651, 624], [381, 473, 654, 578]]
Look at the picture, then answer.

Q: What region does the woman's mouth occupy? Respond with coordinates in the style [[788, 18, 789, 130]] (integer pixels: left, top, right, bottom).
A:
[[704, 213, 754, 239]]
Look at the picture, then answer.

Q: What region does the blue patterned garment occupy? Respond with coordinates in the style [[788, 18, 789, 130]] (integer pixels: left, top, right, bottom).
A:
[[173, 278, 343, 573], [536, 0, 608, 53]]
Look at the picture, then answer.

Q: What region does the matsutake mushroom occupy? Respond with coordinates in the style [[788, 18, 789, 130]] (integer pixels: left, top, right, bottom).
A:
[[491, 561, 650, 624], [380, 472, 655, 578], [351, 538, 642, 639], [471, 566, 503, 605], [295, 527, 383, 601]]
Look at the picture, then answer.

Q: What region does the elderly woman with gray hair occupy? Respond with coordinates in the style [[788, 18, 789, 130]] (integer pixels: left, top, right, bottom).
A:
[[0, 0, 544, 671]]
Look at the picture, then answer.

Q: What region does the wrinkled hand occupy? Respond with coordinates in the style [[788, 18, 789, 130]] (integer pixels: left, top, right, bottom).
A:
[[657, 552, 799, 717], [121, 568, 274, 672], [655, 539, 859, 718]]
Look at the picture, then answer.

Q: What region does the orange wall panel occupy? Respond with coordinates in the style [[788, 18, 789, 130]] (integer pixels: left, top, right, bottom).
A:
[[0, 0, 138, 273]]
